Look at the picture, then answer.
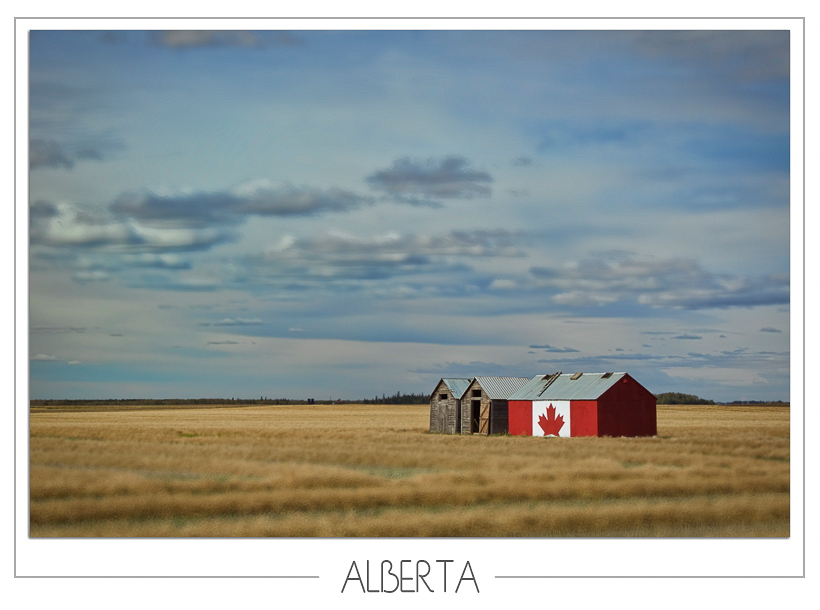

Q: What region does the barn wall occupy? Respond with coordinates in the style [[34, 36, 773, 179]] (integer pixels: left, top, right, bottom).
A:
[[511, 400, 597, 437], [569, 400, 598, 437], [508, 400, 532, 436], [597, 375, 657, 437]]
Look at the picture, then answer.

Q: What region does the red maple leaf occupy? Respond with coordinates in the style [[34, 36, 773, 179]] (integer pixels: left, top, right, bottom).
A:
[[538, 403, 564, 436]]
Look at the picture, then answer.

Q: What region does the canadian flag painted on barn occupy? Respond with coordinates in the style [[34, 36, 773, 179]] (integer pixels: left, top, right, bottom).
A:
[[533, 400, 570, 437], [508, 372, 656, 438]]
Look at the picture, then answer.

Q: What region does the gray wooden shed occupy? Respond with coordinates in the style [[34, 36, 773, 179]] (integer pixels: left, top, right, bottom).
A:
[[429, 378, 472, 433]]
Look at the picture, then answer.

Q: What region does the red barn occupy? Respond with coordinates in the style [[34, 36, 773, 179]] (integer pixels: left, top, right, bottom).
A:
[[508, 372, 656, 438]]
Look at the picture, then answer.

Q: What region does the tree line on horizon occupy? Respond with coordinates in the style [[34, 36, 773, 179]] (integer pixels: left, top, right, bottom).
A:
[[654, 392, 715, 405], [29, 391, 430, 407], [652, 392, 786, 405]]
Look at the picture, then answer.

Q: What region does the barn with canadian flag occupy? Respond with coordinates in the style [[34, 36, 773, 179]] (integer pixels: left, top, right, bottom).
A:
[[507, 372, 656, 438]]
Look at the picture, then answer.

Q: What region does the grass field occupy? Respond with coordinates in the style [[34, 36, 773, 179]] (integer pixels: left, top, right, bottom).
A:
[[29, 403, 790, 537]]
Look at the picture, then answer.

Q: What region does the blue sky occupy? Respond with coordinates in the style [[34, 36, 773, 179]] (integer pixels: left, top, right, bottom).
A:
[[28, 28, 791, 402]]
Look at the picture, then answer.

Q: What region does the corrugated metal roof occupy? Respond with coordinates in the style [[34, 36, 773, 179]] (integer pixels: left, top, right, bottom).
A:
[[509, 373, 627, 401], [441, 378, 472, 399], [473, 376, 531, 400]]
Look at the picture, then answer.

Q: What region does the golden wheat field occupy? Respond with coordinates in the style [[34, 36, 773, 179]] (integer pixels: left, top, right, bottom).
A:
[[29, 403, 789, 537]]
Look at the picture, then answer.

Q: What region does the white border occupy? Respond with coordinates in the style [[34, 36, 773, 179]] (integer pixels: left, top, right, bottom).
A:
[[13, 14, 807, 607]]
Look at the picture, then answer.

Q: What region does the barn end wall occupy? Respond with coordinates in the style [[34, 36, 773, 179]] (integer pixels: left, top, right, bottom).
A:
[[597, 375, 657, 437]]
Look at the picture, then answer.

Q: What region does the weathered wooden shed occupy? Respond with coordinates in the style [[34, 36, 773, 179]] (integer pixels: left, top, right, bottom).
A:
[[429, 378, 472, 433], [508, 372, 656, 438], [461, 376, 531, 435]]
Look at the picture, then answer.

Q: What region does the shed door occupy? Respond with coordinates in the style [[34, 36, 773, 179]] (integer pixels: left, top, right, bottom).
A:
[[437, 405, 447, 433], [479, 402, 490, 435], [471, 400, 482, 434]]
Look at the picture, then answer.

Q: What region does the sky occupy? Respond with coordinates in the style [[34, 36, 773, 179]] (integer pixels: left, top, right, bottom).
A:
[[27, 28, 792, 402]]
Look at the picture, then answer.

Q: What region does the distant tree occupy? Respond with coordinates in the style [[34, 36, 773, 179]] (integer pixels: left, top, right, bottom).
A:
[[655, 392, 715, 405]]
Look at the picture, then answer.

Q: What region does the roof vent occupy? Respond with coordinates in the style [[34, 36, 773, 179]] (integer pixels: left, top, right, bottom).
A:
[[570, 372, 582, 380], [537, 371, 561, 397], [601, 372, 613, 379]]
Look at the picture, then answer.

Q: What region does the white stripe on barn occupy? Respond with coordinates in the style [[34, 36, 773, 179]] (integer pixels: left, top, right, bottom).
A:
[[532, 400, 571, 437]]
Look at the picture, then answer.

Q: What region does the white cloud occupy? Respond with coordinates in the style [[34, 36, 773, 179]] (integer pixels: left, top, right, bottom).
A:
[[30, 202, 235, 253]]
